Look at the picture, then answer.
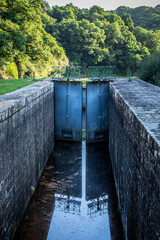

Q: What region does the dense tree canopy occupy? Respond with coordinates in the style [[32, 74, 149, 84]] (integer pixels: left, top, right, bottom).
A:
[[0, 0, 68, 78], [0, 1, 160, 78], [47, 18, 109, 66], [115, 5, 160, 31], [138, 54, 160, 86], [44, 3, 155, 74]]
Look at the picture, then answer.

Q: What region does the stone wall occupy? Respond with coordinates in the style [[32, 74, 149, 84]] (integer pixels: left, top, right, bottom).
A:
[[0, 81, 54, 239], [109, 79, 160, 240]]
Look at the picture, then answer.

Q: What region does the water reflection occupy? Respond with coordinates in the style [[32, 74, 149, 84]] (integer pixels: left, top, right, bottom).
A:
[[86, 142, 111, 218], [13, 140, 124, 240], [50, 141, 82, 217]]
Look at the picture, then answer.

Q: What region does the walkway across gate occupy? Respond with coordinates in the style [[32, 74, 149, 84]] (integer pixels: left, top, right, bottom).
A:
[[54, 80, 109, 142]]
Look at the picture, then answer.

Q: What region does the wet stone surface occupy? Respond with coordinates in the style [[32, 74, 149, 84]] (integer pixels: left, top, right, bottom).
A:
[[13, 140, 124, 240]]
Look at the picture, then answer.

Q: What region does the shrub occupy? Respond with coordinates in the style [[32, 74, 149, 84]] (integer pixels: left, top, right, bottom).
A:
[[138, 53, 160, 86]]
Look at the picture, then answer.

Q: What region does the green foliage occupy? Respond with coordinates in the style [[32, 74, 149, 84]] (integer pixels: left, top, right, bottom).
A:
[[41, 0, 51, 13], [115, 5, 160, 31], [134, 27, 160, 54], [104, 18, 148, 72], [138, 54, 160, 86], [0, 0, 68, 78], [122, 13, 134, 31], [0, 1, 159, 79], [45, 4, 152, 74], [47, 18, 108, 66], [5, 62, 18, 79], [50, 3, 85, 22]]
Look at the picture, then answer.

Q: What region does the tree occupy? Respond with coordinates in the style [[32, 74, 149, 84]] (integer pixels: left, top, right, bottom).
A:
[[41, 0, 51, 13], [50, 4, 85, 22], [0, 18, 27, 78], [134, 27, 160, 54], [122, 13, 134, 31], [1, 2, 158, 78], [99, 20, 149, 74], [0, 0, 68, 78], [138, 54, 160, 86], [44, 4, 151, 74], [116, 5, 160, 30], [47, 18, 109, 66]]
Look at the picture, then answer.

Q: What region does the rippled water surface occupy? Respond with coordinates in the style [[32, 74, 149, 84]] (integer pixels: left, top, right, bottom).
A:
[[13, 140, 124, 240]]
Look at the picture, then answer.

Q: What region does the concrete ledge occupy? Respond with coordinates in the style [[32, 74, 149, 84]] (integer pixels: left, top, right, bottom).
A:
[[109, 79, 160, 240]]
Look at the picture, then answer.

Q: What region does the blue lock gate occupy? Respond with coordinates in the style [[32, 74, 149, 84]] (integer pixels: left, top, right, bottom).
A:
[[54, 81, 82, 141], [86, 82, 109, 142], [54, 80, 109, 142]]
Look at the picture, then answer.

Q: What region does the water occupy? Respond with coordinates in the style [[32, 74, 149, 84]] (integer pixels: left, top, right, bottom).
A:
[[13, 140, 124, 240]]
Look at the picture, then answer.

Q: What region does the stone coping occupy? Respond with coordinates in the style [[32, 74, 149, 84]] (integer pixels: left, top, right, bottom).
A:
[[110, 78, 160, 158], [0, 81, 53, 123]]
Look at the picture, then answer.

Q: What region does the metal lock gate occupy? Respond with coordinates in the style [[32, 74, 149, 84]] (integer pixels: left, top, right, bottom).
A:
[[54, 81, 109, 142]]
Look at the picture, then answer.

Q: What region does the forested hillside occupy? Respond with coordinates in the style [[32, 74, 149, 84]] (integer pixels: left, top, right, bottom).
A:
[[115, 5, 160, 30], [0, 1, 160, 80], [43, 3, 160, 76], [0, 0, 68, 79]]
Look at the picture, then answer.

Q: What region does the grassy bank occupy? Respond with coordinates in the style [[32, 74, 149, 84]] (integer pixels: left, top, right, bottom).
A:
[[0, 79, 39, 95]]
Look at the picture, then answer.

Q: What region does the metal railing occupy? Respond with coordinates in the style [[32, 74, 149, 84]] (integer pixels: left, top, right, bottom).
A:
[[52, 66, 116, 79]]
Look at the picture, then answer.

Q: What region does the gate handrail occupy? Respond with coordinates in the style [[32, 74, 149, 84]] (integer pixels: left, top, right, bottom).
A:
[[52, 66, 116, 79]]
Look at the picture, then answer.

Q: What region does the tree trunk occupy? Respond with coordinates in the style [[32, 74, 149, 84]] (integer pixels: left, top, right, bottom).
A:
[[0, 69, 5, 79], [15, 59, 23, 79]]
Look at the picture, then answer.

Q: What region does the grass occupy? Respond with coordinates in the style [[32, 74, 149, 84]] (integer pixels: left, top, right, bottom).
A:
[[0, 78, 40, 95]]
